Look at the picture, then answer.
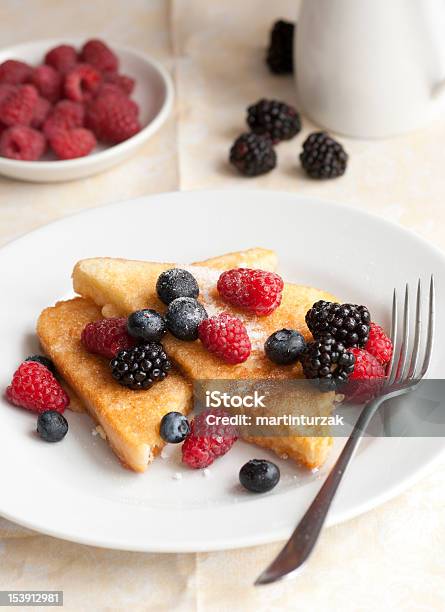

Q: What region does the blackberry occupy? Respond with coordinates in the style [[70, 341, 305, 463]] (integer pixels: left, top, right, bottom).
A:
[[156, 268, 199, 305], [266, 20, 295, 74], [229, 132, 276, 177], [264, 329, 306, 365], [239, 459, 280, 493], [300, 132, 348, 179], [247, 99, 301, 143], [306, 300, 371, 347], [166, 297, 208, 341], [110, 342, 171, 390], [300, 336, 355, 391], [25, 354, 56, 374]]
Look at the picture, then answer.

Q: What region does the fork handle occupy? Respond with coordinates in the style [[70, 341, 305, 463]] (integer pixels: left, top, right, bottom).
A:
[[255, 399, 381, 585]]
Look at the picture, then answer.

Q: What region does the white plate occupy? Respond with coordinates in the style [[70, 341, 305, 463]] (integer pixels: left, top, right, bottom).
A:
[[0, 190, 444, 552], [0, 39, 173, 182]]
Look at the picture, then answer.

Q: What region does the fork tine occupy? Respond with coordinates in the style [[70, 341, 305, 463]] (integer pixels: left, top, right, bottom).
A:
[[392, 284, 410, 384], [407, 279, 422, 379], [386, 289, 398, 386], [420, 275, 435, 378]]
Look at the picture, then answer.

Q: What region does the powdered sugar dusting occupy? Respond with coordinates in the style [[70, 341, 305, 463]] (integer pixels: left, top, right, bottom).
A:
[[187, 265, 267, 351]]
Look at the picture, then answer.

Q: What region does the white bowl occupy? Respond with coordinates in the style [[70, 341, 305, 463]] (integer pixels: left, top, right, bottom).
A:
[[0, 39, 174, 182]]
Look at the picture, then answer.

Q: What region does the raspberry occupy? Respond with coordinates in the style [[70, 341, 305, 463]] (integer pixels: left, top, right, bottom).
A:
[[31, 96, 51, 129], [64, 64, 102, 103], [43, 100, 84, 138], [86, 92, 140, 143], [0, 59, 32, 84], [49, 127, 96, 160], [217, 268, 284, 316], [0, 126, 46, 160], [80, 39, 119, 73], [182, 409, 238, 469], [30, 65, 61, 103], [0, 84, 38, 126], [365, 322, 393, 366], [345, 348, 385, 403], [6, 361, 69, 414], [103, 71, 135, 95], [44, 44, 78, 74], [198, 313, 251, 364], [81, 318, 137, 359], [0, 84, 16, 106]]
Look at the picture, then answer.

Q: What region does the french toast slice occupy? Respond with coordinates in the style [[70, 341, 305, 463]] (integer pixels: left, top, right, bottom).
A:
[[37, 298, 193, 472], [72, 253, 339, 469]]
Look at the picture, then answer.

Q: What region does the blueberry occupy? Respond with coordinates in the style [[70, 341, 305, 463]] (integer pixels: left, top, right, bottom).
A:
[[156, 268, 199, 305], [166, 297, 208, 341], [25, 354, 56, 375], [37, 410, 68, 443], [127, 309, 166, 342], [239, 459, 280, 493], [160, 411, 190, 443], [264, 329, 306, 365]]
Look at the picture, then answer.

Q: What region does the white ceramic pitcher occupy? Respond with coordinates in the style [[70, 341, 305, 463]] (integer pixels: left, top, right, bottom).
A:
[[295, 0, 445, 138]]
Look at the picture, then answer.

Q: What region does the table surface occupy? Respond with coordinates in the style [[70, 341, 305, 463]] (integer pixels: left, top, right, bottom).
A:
[[1, 1, 444, 610]]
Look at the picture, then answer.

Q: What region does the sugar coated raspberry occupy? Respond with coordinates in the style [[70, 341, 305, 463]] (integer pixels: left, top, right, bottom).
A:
[[6, 361, 69, 414], [217, 268, 284, 316], [182, 409, 238, 468], [198, 312, 251, 364], [81, 317, 137, 359]]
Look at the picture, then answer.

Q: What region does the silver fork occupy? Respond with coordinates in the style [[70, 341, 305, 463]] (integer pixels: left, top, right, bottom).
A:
[[255, 276, 435, 586]]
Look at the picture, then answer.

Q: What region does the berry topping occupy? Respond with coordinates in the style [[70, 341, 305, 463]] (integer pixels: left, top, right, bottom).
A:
[[25, 354, 56, 374], [110, 343, 171, 390], [160, 411, 190, 444], [300, 336, 356, 391], [85, 90, 140, 143], [37, 410, 69, 443], [81, 317, 137, 359], [156, 268, 199, 305], [198, 313, 251, 364], [166, 297, 208, 341], [0, 84, 38, 127], [264, 329, 306, 365], [247, 99, 301, 143], [30, 65, 61, 103], [300, 132, 348, 179], [266, 20, 294, 74], [345, 348, 386, 403], [44, 45, 78, 74], [182, 409, 238, 469], [43, 100, 85, 138], [217, 267, 284, 316], [305, 300, 371, 347], [365, 322, 393, 366], [6, 361, 69, 414], [80, 39, 119, 73], [0, 59, 32, 85], [239, 459, 280, 493], [229, 132, 276, 177], [64, 63, 102, 103], [49, 127, 96, 160], [127, 309, 166, 342], [0, 126, 46, 161]]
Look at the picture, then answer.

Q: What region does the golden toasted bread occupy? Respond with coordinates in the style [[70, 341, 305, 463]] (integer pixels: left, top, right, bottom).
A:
[[72, 252, 338, 468], [37, 298, 193, 472]]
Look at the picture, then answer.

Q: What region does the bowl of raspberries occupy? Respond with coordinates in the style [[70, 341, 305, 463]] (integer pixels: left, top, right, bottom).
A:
[[0, 38, 173, 182]]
